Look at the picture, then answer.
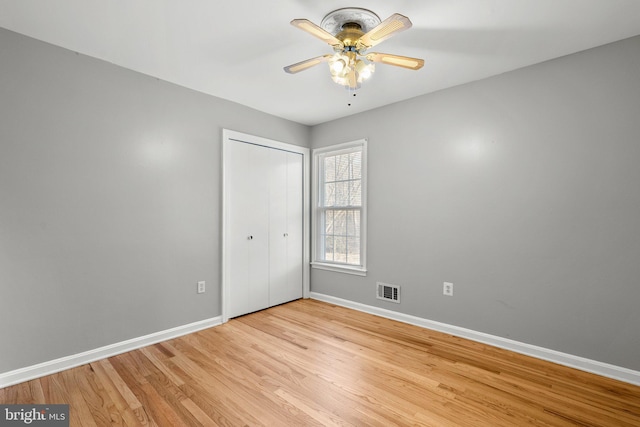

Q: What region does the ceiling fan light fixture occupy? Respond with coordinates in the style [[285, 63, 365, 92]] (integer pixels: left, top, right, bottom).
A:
[[285, 9, 423, 91], [331, 59, 345, 73], [330, 58, 374, 89], [329, 54, 349, 74], [330, 74, 350, 87], [355, 60, 375, 82]]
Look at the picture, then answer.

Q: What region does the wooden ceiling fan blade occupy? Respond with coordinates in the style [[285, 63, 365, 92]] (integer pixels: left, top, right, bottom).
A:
[[366, 53, 424, 70], [291, 19, 344, 48], [284, 55, 333, 74], [357, 13, 412, 49]]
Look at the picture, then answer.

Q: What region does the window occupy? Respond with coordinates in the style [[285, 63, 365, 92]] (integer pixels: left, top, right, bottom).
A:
[[312, 139, 367, 275]]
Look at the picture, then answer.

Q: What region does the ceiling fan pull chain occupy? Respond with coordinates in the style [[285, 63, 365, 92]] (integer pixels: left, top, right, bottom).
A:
[[347, 88, 357, 107]]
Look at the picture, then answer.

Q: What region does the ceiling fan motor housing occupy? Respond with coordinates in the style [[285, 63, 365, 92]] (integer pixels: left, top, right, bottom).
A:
[[336, 22, 365, 48]]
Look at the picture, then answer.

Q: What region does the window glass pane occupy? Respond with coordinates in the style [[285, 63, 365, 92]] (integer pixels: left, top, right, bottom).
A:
[[346, 210, 361, 237], [335, 181, 349, 206], [333, 236, 347, 263], [324, 156, 335, 182], [324, 236, 334, 261], [349, 181, 361, 205], [324, 210, 334, 234], [322, 151, 362, 206], [350, 151, 362, 179], [323, 183, 335, 206], [346, 237, 360, 265], [333, 210, 346, 236], [335, 154, 350, 181]]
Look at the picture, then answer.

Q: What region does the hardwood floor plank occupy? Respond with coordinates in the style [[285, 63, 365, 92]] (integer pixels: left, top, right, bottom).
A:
[[179, 397, 219, 427], [272, 387, 353, 427], [139, 346, 186, 388], [73, 364, 118, 427], [107, 355, 160, 427], [2, 299, 639, 426], [58, 368, 99, 427], [97, 359, 145, 412], [91, 359, 155, 426], [14, 381, 35, 404]]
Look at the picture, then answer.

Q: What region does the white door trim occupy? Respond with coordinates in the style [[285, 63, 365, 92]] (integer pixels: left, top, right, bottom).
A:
[[222, 129, 310, 323]]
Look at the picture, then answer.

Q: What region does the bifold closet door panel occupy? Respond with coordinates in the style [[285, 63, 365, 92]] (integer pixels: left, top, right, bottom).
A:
[[269, 150, 304, 306], [227, 141, 270, 318], [268, 148, 288, 305], [285, 151, 304, 302]]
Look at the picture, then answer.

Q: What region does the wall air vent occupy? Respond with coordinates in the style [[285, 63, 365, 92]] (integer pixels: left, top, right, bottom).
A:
[[377, 282, 400, 303]]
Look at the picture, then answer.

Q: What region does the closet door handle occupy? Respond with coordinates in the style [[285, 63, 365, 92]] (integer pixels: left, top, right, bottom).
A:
[[283, 233, 288, 237], [247, 235, 253, 240]]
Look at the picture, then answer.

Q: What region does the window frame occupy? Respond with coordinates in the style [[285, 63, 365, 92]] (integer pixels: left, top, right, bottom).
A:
[[311, 139, 367, 276]]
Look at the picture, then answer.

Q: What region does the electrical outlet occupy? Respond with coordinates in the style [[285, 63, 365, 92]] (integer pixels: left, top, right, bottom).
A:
[[197, 281, 206, 294], [443, 282, 453, 296]]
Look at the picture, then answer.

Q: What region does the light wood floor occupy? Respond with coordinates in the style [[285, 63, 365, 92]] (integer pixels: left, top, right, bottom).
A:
[[1, 299, 639, 426]]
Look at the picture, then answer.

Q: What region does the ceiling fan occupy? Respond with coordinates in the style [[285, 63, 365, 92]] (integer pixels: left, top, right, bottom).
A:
[[284, 8, 424, 90]]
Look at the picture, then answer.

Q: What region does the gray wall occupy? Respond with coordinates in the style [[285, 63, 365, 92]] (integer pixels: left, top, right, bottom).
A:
[[310, 35, 640, 371], [0, 28, 309, 373]]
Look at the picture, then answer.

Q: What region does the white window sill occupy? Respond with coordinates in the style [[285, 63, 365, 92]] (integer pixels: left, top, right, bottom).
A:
[[311, 262, 367, 276]]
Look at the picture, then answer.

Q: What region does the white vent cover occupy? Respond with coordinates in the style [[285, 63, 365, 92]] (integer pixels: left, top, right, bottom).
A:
[[377, 282, 400, 303]]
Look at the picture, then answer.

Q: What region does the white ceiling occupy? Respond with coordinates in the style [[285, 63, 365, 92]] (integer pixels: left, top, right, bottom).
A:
[[2, 0, 640, 126]]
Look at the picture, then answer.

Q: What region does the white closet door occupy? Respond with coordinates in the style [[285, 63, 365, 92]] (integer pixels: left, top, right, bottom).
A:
[[285, 151, 304, 301], [269, 150, 303, 306], [268, 149, 288, 305], [227, 140, 270, 318]]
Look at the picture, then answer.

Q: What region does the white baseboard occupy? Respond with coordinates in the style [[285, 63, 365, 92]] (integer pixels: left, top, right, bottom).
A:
[[310, 292, 640, 386], [0, 316, 222, 389]]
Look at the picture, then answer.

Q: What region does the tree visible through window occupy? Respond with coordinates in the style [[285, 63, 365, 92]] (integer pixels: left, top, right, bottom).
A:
[[313, 140, 367, 274]]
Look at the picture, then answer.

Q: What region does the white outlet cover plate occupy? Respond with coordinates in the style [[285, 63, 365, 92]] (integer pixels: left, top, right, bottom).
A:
[[443, 282, 453, 296]]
